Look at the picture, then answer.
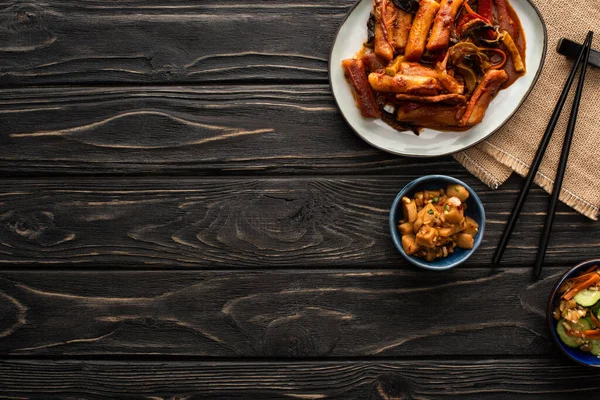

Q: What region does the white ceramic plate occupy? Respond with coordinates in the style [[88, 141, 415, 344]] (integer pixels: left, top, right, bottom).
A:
[[329, 0, 547, 157]]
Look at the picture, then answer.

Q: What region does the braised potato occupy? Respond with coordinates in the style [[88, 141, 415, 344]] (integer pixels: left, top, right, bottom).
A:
[[444, 205, 463, 224], [463, 216, 479, 236], [402, 234, 420, 255], [414, 191, 424, 206], [398, 184, 478, 261], [456, 233, 474, 249], [446, 183, 470, 202], [399, 221, 414, 235], [402, 197, 418, 222], [438, 227, 454, 237], [413, 217, 423, 233], [423, 190, 441, 200], [416, 225, 438, 247], [418, 203, 439, 224]]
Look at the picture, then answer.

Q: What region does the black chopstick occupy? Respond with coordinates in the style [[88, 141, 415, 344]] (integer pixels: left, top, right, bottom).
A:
[[492, 31, 594, 266], [533, 31, 594, 277]]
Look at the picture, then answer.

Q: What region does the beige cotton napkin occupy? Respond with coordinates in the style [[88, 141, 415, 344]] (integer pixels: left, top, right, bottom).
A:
[[454, 0, 600, 220]]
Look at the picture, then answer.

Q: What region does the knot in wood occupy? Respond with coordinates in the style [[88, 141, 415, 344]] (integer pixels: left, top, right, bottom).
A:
[[372, 374, 414, 400], [0, 3, 56, 51], [1, 210, 75, 247], [17, 10, 33, 25], [4, 211, 48, 237], [262, 321, 316, 357], [259, 307, 348, 357]]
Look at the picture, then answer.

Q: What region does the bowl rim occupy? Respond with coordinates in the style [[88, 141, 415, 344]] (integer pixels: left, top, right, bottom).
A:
[[389, 175, 486, 271], [546, 258, 600, 367]]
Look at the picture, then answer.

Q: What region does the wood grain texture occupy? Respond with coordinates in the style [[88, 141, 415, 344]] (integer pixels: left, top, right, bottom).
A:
[[0, 268, 577, 356], [0, 85, 436, 175], [0, 177, 597, 267], [0, 0, 356, 85], [0, 0, 591, 394], [0, 358, 598, 399]]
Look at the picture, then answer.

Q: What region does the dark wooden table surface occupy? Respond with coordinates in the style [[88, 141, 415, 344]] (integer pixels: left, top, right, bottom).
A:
[[0, 0, 599, 398]]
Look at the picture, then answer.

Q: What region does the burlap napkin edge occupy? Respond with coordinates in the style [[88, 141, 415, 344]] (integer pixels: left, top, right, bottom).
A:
[[478, 140, 599, 221], [453, 151, 504, 190]]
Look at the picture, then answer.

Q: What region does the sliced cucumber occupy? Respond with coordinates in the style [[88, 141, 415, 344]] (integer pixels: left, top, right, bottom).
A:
[[556, 319, 592, 348], [591, 340, 600, 356], [574, 289, 600, 307], [576, 318, 593, 331], [557, 320, 580, 348]]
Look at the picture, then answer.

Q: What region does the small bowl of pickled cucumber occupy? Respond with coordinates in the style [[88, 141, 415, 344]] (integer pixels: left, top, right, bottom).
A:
[[547, 260, 600, 367], [389, 175, 485, 271]]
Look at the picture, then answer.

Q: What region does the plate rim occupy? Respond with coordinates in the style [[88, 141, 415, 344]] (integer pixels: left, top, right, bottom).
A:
[[328, 0, 549, 158]]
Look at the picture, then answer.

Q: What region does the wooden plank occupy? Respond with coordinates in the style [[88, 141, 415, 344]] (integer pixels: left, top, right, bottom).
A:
[[0, 268, 575, 356], [0, 85, 431, 175], [0, 358, 596, 399], [0, 0, 355, 85], [0, 177, 596, 267]]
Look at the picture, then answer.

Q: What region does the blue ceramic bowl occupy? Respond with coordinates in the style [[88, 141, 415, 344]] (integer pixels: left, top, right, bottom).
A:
[[547, 259, 600, 367], [389, 175, 485, 271]]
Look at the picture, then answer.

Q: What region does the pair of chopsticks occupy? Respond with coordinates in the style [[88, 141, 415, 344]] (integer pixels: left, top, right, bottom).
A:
[[493, 31, 594, 277]]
